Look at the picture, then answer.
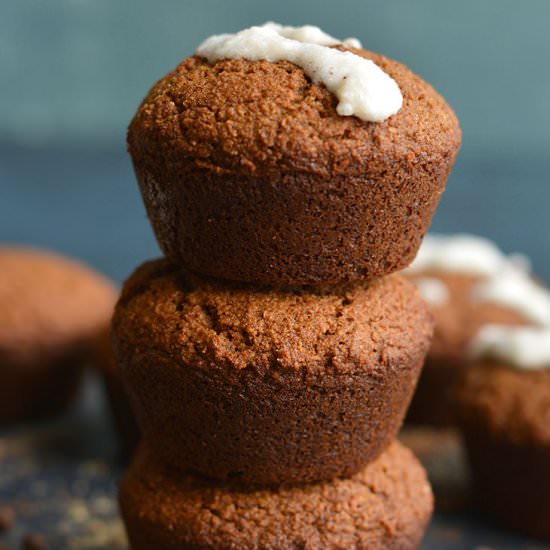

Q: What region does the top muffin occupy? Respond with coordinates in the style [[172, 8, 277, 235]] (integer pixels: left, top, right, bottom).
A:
[[129, 24, 461, 285]]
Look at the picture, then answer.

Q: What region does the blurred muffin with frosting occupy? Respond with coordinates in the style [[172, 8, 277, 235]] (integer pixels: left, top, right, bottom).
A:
[[405, 233, 549, 426]]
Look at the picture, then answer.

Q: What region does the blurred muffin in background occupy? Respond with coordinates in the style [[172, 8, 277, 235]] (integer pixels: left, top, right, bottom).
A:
[[456, 325, 550, 540], [405, 234, 549, 426], [0, 246, 117, 424]]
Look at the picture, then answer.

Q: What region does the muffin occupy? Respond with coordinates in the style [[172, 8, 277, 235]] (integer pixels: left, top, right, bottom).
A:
[[457, 350, 550, 540], [112, 258, 434, 484], [94, 328, 140, 458], [128, 25, 461, 286], [119, 440, 433, 550], [0, 246, 117, 424], [406, 234, 539, 426]]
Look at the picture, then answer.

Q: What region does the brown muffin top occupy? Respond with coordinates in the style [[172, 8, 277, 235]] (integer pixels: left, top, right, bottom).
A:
[[128, 48, 460, 179], [0, 246, 117, 367], [121, 440, 433, 550], [408, 271, 529, 367], [113, 258, 433, 377], [457, 364, 550, 446]]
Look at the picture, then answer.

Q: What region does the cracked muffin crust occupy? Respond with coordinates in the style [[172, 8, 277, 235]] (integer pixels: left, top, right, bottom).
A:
[[119, 440, 433, 550], [128, 48, 461, 285], [0, 246, 117, 423], [112, 258, 434, 484]]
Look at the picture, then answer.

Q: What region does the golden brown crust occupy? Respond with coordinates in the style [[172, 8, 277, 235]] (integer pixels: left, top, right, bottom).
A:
[[115, 258, 434, 376], [119, 441, 433, 550], [130, 51, 460, 178], [112, 258, 434, 484], [128, 50, 461, 285]]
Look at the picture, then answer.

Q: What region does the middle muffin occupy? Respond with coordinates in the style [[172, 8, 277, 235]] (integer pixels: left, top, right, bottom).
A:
[[112, 258, 433, 484]]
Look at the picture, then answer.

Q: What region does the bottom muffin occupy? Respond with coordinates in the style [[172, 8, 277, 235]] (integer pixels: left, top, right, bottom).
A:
[[119, 441, 433, 550], [457, 360, 550, 540]]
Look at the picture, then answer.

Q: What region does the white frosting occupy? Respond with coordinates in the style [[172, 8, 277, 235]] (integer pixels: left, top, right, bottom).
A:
[[408, 234, 509, 276], [469, 325, 550, 370], [507, 252, 532, 273], [261, 23, 361, 49], [472, 265, 550, 326], [196, 23, 403, 122], [413, 276, 450, 306]]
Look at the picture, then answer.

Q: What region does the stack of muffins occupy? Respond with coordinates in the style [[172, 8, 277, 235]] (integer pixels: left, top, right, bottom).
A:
[[112, 23, 461, 548]]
